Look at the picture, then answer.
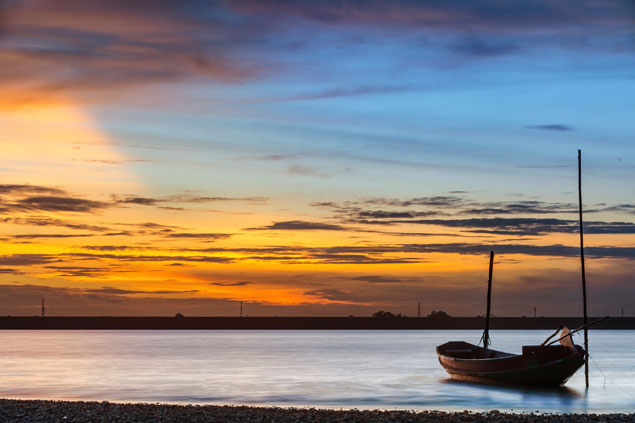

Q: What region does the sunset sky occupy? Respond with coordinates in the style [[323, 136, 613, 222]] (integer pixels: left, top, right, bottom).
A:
[[1, 0, 634, 317]]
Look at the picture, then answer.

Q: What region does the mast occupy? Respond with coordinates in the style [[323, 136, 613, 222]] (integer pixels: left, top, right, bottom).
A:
[[483, 251, 494, 348], [578, 149, 589, 388]]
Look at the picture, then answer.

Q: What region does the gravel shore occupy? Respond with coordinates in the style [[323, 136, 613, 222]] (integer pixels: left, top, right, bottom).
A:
[[1, 399, 633, 423]]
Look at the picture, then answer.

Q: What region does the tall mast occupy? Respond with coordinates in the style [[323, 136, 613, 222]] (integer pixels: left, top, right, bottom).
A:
[[578, 149, 589, 388], [483, 251, 494, 348], [41, 297, 45, 317]]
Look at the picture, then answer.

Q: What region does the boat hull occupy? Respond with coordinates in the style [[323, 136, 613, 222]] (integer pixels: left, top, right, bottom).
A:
[[436, 341, 585, 387]]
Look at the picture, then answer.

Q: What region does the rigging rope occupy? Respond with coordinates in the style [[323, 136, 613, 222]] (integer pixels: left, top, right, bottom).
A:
[[476, 331, 490, 349], [588, 353, 635, 401]]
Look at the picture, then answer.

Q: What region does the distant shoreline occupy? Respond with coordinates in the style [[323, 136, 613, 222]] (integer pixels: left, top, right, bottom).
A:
[[1, 316, 631, 330], [1, 399, 633, 423]]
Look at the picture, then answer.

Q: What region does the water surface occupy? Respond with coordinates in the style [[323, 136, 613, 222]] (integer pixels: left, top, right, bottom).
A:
[[1, 330, 634, 412]]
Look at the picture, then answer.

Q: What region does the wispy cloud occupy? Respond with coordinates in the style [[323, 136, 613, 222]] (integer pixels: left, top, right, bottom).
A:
[[0, 184, 65, 195], [85, 287, 199, 295], [210, 281, 253, 287], [0, 254, 60, 266], [526, 124, 575, 131], [166, 233, 232, 241], [348, 275, 406, 284], [247, 220, 346, 231]]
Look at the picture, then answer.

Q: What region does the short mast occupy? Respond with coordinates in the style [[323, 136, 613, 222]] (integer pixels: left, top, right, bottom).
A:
[[578, 149, 589, 388], [483, 251, 494, 348]]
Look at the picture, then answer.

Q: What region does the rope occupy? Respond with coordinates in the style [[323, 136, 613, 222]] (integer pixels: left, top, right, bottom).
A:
[[475, 331, 490, 349], [588, 353, 635, 401]]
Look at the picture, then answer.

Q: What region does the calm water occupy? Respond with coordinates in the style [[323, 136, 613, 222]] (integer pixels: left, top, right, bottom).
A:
[[1, 330, 634, 412]]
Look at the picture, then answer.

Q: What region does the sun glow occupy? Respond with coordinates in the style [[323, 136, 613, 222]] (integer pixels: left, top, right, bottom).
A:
[[0, 100, 139, 193]]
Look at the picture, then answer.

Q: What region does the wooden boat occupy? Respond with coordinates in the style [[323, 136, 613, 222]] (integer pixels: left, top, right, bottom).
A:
[[436, 251, 591, 387], [436, 331, 585, 387]]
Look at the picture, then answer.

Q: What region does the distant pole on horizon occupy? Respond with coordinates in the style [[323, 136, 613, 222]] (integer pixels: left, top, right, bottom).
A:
[[41, 297, 45, 317], [622, 307, 624, 318], [418, 302, 421, 318], [240, 301, 243, 318], [534, 307, 536, 318], [578, 149, 589, 389]]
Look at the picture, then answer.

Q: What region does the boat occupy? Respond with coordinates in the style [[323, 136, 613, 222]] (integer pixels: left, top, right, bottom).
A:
[[435, 251, 593, 387], [436, 331, 585, 387]]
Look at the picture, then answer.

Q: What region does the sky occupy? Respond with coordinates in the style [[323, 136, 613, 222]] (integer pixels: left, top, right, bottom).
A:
[[1, 0, 634, 317]]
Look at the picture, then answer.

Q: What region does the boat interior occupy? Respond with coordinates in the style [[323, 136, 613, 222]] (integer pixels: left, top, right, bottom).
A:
[[437, 341, 516, 359]]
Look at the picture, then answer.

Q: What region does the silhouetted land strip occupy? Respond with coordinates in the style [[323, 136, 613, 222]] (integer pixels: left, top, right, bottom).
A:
[[1, 316, 633, 330], [1, 400, 633, 423]]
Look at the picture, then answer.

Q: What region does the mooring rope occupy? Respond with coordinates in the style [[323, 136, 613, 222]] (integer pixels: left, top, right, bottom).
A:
[[588, 353, 635, 401]]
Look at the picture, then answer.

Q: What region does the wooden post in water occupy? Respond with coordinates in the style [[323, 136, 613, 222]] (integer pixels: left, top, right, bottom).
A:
[[483, 251, 494, 349], [578, 149, 589, 388]]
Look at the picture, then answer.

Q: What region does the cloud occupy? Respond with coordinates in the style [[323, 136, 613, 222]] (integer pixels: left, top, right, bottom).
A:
[[115, 194, 268, 207], [11, 233, 95, 239], [85, 287, 199, 295], [76, 158, 152, 165], [312, 196, 613, 220], [0, 184, 267, 217], [43, 265, 116, 278], [4, 217, 111, 232], [1, 1, 268, 103], [116, 196, 158, 206], [393, 242, 635, 259], [449, 37, 521, 57], [134, 222, 182, 229], [0, 268, 22, 274], [462, 200, 578, 215], [209, 281, 253, 286], [3, 0, 631, 106], [396, 218, 635, 236], [348, 275, 405, 284], [164, 194, 268, 203], [0, 184, 110, 214], [358, 211, 416, 219], [296, 253, 419, 265], [166, 233, 232, 241], [303, 288, 354, 302], [0, 184, 65, 195], [526, 124, 575, 131], [5, 195, 109, 213], [189, 241, 635, 261], [247, 220, 346, 231], [0, 254, 59, 266], [81, 245, 137, 251], [256, 154, 302, 161], [277, 84, 414, 102], [68, 253, 234, 264], [230, 1, 634, 31]]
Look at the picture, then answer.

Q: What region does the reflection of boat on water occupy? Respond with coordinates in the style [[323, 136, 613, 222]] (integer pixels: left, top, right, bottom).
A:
[[436, 332, 585, 387]]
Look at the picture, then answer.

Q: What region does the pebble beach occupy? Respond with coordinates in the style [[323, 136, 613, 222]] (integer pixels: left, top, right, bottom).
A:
[[1, 400, 633, 423]]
